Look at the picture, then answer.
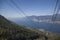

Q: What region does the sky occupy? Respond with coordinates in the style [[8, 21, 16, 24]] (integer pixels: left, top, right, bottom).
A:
[[0, 0, 58, 18]]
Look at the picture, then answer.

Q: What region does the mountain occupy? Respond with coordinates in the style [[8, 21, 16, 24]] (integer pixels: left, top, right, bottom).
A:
[[26, 14, 60, 22], [0, 15, 40, 40], [9, 14, 60, 33], [0, 15, 60, 40]]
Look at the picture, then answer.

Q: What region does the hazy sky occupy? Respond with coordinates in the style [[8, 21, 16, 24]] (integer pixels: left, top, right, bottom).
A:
[[0, 0, 58, 18]]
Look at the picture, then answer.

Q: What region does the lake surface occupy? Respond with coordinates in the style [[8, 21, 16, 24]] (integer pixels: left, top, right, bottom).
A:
[[9, 18, 60, 33]]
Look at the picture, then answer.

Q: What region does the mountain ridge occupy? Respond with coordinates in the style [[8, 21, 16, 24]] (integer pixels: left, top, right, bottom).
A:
[[0, 15, 40, 40]]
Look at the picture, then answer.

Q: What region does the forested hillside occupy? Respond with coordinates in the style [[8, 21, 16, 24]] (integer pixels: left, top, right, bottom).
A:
[[0, 15, 40, 40]]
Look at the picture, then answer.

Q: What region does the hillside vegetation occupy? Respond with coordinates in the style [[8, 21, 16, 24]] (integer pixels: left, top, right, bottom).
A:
[[0, 15, 60, 40], [0, 15, 40, 40]]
